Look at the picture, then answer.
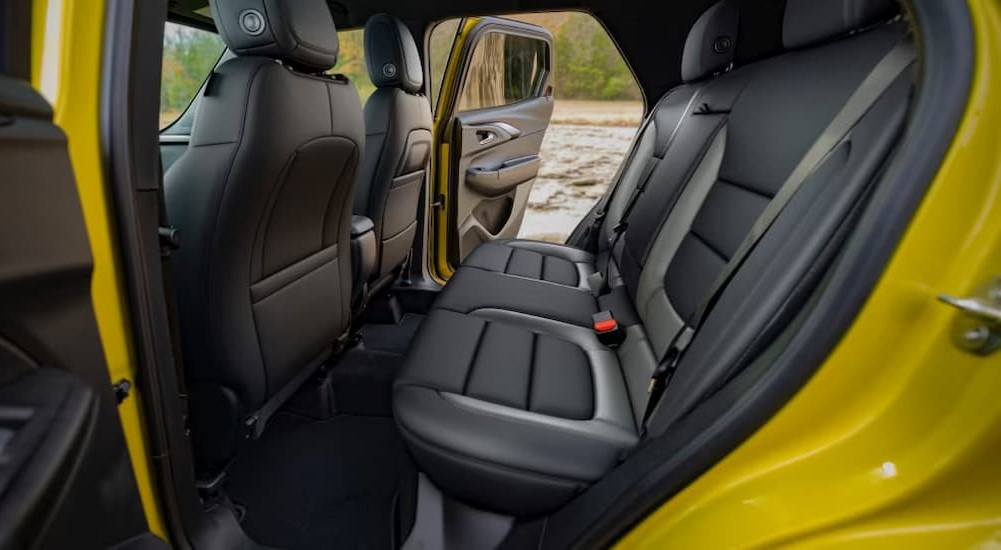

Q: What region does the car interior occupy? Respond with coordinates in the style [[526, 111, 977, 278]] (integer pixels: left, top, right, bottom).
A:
[[143, 0, 932, 547]]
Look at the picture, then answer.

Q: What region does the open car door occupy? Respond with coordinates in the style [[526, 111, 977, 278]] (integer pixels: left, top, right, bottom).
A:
[[0, 11, 163, 548], [433, 18, 554, 274]]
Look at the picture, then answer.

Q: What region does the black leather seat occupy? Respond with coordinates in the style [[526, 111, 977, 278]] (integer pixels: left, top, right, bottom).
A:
[[164, 0, 364, 473], [394, 0, 909, 516], [354, 14, 433, 295]]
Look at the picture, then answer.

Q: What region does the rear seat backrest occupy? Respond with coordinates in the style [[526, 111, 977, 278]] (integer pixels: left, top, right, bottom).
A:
[[599, 1, 740, 292], [644, 0, 908, 431]]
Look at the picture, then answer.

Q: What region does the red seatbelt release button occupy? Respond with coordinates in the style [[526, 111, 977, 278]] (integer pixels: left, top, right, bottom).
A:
[[592, 311, 625, 348]]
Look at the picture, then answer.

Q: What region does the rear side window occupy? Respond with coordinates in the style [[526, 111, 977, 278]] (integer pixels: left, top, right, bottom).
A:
[[456, 33, 549, 112], [159, 25, 376, 131], [160, 22, 225, 129], [328, 28, 375, 103]]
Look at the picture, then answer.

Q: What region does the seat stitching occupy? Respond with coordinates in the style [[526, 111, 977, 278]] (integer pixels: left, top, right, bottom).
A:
[[689, 229, 729, 261], [526, 332, 537, 412], [501, 246, 514, 274], [461, 321, 488, 395], [718, 176, 776, 199]]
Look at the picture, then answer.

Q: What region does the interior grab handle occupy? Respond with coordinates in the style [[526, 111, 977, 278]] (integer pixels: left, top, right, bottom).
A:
[[466, 155, 542, 196]]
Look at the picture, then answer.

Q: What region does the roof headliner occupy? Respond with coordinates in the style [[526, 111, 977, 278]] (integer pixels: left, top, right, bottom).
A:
[[167, 0, 785, 104]]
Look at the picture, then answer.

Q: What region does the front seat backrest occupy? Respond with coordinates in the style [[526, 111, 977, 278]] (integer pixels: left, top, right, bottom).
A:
[[164, 0, 364, 472], [355, 14, 433, 293]]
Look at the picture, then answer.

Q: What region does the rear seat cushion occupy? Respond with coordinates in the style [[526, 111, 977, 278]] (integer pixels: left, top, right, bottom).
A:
[[394, 308, 638, 515], [461, 239, 595, 288], [433, 265, 643, 328]]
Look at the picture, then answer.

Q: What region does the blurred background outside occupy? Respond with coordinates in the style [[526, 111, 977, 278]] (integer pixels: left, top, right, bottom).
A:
[[160, 13, 642, 243]]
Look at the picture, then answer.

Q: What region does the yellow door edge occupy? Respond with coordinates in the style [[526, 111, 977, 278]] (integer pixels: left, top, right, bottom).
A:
[[430, 17, 480, 283], [620, 1, 1001, 548], [35, 0, 168, 538]]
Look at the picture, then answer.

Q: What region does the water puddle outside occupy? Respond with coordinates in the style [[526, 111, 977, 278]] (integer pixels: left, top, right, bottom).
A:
[[518, 122, 639, 242]]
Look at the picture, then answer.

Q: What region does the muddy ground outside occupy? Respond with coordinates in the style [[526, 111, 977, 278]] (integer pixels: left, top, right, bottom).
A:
[[518, 100, 643, 243]]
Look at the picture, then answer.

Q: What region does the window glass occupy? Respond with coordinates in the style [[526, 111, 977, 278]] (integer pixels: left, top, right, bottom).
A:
[[160, 25, 377, 131], [328, 29, 376, 103], [456, 33, 548, 112], [426, 12, 643, 244], [160, 22, 225, 129]]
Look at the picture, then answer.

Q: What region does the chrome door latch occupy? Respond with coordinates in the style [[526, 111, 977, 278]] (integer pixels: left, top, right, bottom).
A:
[[938, 277, 1001, 355]]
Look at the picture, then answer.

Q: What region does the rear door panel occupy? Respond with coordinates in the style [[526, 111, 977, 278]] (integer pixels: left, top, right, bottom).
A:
[[454, 96, 553, 257], [437, 19, 555, 264]]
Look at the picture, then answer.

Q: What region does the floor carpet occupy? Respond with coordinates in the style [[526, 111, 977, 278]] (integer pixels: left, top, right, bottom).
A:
[[227, 413, 414, 550]]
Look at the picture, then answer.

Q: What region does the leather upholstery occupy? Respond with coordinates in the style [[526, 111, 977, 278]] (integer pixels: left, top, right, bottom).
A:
[[394, 0, 910, 517], [783, 0, 898, 49], [355, 15, 433, 289], [165, 16, 364, 471], [209, 0, 339, 72], [365, 14, 424, 93], [681, 0, 739, 82]]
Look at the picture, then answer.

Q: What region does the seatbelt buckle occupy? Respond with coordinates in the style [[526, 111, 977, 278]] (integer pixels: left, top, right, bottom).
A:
[[592, 310, 625, 348], [611, 221, 629, 234]]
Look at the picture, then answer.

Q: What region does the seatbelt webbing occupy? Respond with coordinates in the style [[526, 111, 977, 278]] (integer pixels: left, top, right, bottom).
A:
[[642, 41, 915, 428], [605, 90, 703, 244], [689, 41, 915, 334], [580, 90, 685, 247], [593, 90, 707, 294]]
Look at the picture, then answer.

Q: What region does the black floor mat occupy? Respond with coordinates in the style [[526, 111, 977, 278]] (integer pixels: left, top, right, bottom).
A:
[[359, 313, 424, 355], [227, 413, 414, 550], [329, 347, 401, 416]]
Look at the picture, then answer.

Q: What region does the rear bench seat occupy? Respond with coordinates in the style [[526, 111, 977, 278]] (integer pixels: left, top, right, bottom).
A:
[[394, 0, 913, 516]]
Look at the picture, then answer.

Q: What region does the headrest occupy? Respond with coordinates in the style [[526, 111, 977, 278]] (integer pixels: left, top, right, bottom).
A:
[[364, 14, 424, 93], [783, 0, 898, 49], [682, 0, 739, 83], [209, 0, 339, 73]]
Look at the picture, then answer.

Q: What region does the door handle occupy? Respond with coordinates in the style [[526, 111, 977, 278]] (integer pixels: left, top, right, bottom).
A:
[[466, 122, 521, 150], [476, 130, 497, 145]]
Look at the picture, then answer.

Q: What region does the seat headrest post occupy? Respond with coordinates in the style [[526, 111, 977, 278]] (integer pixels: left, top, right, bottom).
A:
[[209, 0, 340, 73], [681, 0, 739, 84], [364, 14, 424, 94], [783, 0, 899, 49]]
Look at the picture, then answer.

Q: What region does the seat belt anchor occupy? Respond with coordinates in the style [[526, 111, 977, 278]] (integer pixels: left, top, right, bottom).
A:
[[648, 348, 680, 394], [159, 225, 181, 253]]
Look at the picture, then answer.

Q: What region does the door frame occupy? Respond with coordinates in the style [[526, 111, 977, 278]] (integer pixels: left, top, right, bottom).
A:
[[428, 17, 555, 280]]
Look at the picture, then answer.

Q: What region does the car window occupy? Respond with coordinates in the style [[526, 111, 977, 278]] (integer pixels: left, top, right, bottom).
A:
[[328, 28, 375, 103], [160, 22, 225, 129], [160, 25, 376, 132], [456, 33, 549, 112]]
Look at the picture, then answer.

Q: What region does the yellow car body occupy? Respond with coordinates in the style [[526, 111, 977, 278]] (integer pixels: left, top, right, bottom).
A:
[[30, 0, 1001, 546]]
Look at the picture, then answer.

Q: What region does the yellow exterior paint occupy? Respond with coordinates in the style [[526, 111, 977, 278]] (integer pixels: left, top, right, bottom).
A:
[[33, 0, 168, 538], [619, 1, 1001, 547], [431, 18, 481, 282]]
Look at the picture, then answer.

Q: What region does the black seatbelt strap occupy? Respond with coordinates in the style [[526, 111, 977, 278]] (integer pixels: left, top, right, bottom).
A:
[[589, 90, 704, 295], [580, 113, 656, 242], [642, 41, 916, 427], [594, 77, 749, 296]]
